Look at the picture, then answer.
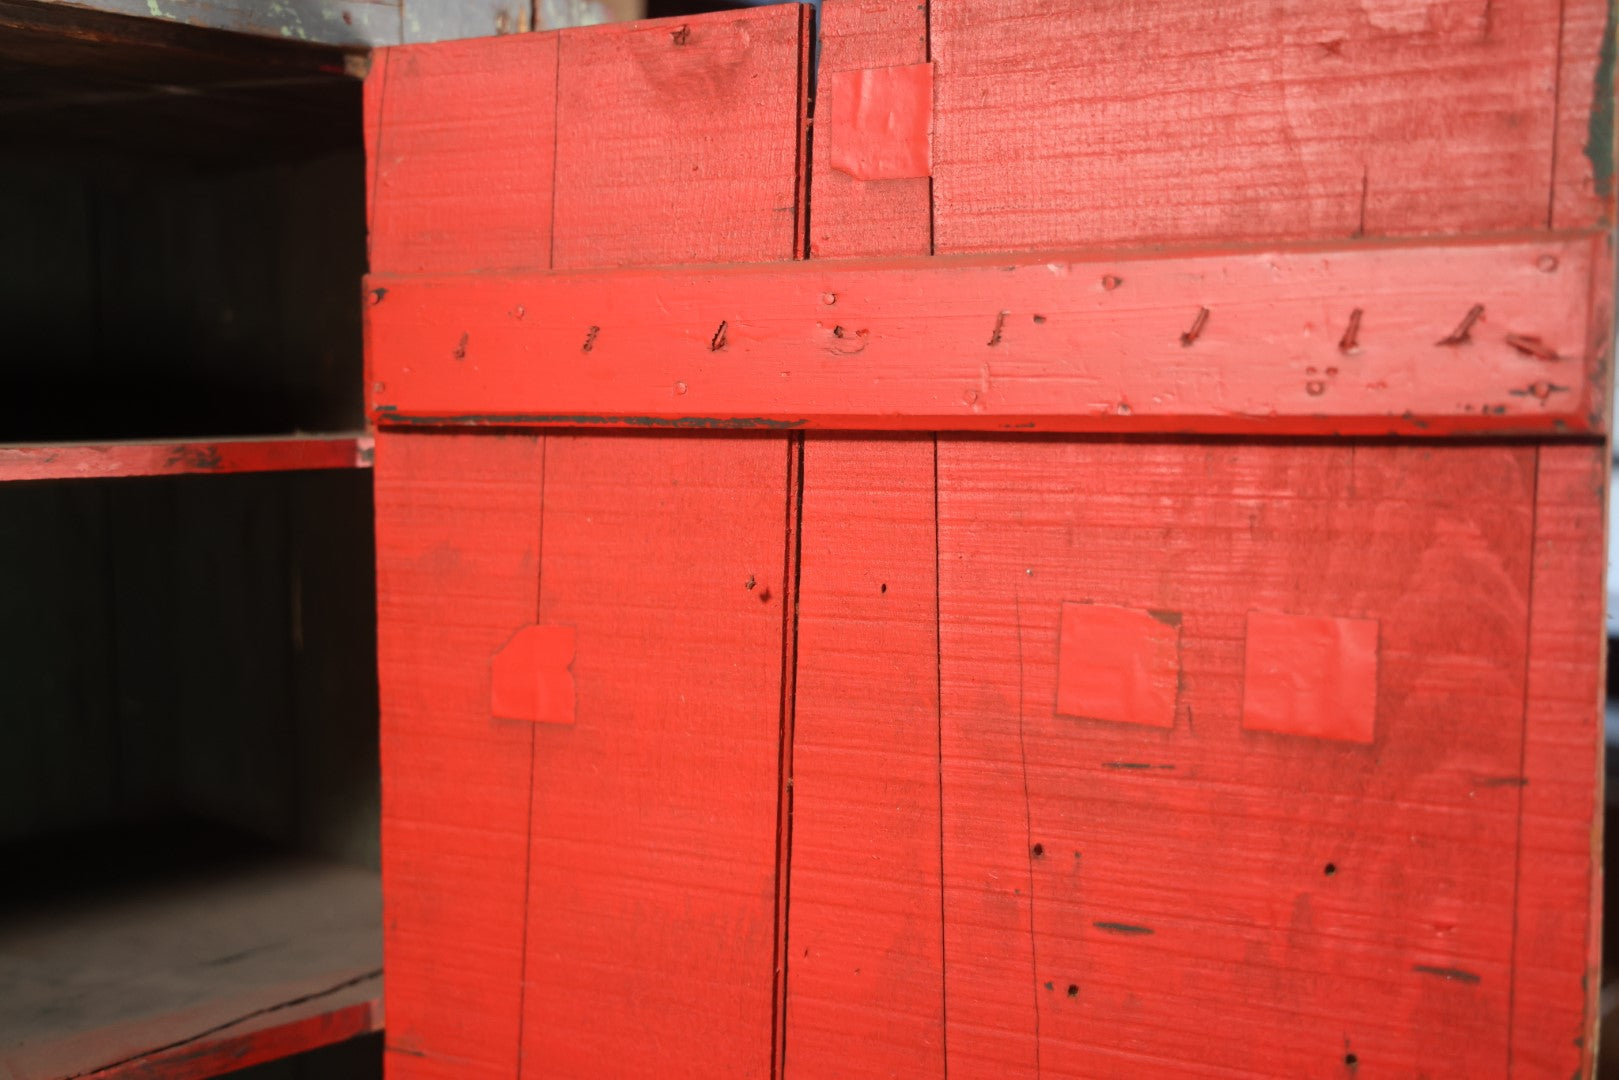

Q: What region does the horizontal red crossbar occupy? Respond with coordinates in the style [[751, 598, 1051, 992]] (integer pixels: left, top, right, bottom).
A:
[[367, 232, 1611, 436]]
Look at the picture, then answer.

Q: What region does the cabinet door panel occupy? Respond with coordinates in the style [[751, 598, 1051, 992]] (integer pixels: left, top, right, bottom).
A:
[[936, 441, 1535, 1078]]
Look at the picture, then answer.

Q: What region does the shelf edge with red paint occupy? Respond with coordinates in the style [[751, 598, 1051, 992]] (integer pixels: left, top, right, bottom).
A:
[[0, 434, 375, 483]]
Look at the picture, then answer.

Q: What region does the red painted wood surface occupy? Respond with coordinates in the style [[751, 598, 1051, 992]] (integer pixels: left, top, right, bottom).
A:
[[370, 10, 810, 1078], [0, 435, 371, 483], [374, 432, 543, 1078], [365, 1, 1612, 1076], [936, 440, 1539, 1076], [1509, 443, 1607, 1077], [366, 32, 558, 276], [550, 5, 809, 269], [807, 0, 930, 259], [518, 433, 791, 1078], [786, 35, 946, 1072], [929, 0, 1565, 253], [786, 435, 946, 1080], [368, 232, 1606, 436]]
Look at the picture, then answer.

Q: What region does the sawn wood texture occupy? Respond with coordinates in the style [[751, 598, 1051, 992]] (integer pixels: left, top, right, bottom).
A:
[[366, 1, 1611, 1076]]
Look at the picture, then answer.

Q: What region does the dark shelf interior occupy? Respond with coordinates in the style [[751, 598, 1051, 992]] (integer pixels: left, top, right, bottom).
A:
[[0, 0, 366, 443], [0, 469, 381, 1078]]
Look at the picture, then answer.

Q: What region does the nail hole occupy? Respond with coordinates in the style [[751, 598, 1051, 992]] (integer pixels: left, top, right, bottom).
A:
[[1324, 863, 1337, 876], [1066, 984, 1079, 999], [1031, 843, 1045, 858], [880, 583, 888, 593], [1344, 1053, 1358, 1066]]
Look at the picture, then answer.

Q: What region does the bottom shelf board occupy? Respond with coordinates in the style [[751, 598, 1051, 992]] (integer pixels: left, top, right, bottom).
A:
[[0, 854, 381, 1080], [0, 435, 374, 483]]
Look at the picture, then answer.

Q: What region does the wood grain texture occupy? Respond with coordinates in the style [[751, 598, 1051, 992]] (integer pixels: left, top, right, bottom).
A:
[[788, 58, 945, 1075], [368, 232, 1605, 435], [1508, 443, 1606, 1078], [512, 12, 808, 1074], [365, 32, 557, 276], [516, 433, 789, 1079], [373, 431, 544, 1079], [0, 436, 371, 483], [0, 858, 379, 1080], [549, 6, 808, 270], [936, 439, 1538, 1077], [786, 435, 946, 1080], [1551, 0, 1617, 228], [929, 0, 1564, 253], [807, 0, 931, 258], [370, 11, 812, 1078]]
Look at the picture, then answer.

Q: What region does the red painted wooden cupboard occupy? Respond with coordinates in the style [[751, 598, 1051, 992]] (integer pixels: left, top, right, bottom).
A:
[[365, 2, 1614, 1075]]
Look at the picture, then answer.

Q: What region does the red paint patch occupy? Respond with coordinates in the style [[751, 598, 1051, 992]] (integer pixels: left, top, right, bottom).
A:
[[490, 624, 576, 724], [1241, 611, 1378, 743], [826, 62, 933, 181], [1055, 602, 1179, 729]]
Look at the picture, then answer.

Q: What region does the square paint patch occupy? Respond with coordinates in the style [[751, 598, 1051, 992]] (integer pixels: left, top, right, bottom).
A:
[[491, 623, 576, 725], [1241, 611, 1378, 744], [826, 62, 934, 181], [1055, 602, 1180, 729]]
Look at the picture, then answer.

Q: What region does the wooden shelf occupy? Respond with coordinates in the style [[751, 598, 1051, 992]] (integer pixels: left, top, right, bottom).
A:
[[0, 853, 382, 1079], [0, 434, 373, 483]]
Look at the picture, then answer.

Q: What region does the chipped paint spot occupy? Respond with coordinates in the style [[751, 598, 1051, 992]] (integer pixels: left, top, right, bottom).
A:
[[1413, 964, 1481, 984], [1588, 0, 1618, 201], [1094, 921, 1154, 936]]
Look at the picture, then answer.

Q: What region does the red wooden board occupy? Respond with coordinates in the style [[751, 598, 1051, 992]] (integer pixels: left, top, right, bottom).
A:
[[374, 431, 545, 1079], [0, 436, 371, 483], [366, 33, 558, 276], [367, 232, 1606, 436], [787, 50, 945, 1075], [370, 9, 811, 1079], [786, 435, 946, 1079], [807, 0, 930, 259], [929, 0, 1564, 252], [935, 440, 1539, 1076], [1509, 443, 1607, 1076], [516, 433, 791, 1078], [550, 5, 809, 269]]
